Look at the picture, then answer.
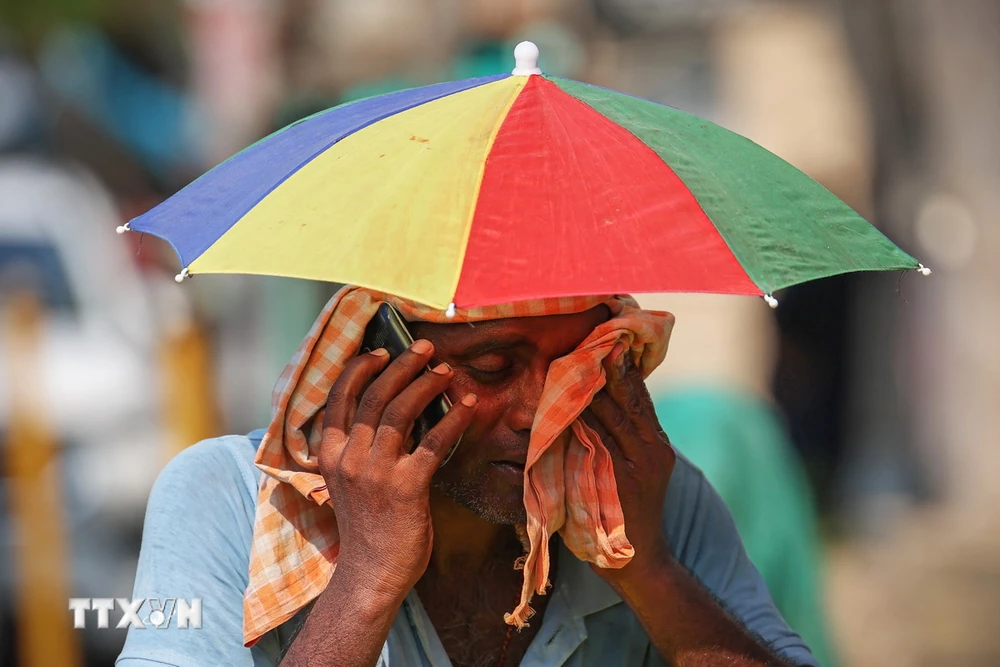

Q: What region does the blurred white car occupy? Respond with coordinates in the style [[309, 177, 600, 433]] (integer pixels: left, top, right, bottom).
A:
[[0, 157, 168, 654]]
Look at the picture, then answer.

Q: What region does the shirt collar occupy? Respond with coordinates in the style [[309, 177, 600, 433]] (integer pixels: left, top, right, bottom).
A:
[[554, 538, 623, 618], [248, 428, 266, 449]]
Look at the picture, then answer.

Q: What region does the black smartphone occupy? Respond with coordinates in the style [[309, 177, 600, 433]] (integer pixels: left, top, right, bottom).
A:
[[360, 303, 459, 464]]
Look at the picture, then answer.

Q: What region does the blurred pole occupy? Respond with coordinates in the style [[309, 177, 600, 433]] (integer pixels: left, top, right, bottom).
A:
[[841, 0, 1000, 518], [835, 3, 1000, 665], [836, 0, 931, 532], [912, 0, 1000, 520], [161, 321, 220, 457], [1, 294, 82, 667]]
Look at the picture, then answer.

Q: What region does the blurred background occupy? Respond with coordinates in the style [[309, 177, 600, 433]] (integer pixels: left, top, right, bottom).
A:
[[0, 0, 997, 665]]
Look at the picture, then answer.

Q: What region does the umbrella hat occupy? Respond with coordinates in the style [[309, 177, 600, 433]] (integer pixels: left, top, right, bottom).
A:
[[123, 42, 928, 311]]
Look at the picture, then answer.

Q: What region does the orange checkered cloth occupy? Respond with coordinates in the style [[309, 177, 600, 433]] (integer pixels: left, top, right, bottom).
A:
[[242, 286, 673, 646]]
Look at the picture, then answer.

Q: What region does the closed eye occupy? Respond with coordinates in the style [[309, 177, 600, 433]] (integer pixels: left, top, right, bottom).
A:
[[464, 363, 513, 384]]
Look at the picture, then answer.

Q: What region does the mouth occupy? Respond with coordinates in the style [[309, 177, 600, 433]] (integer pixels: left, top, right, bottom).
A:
[[485, 436, 529, 483], [490, 460, 526, 480]]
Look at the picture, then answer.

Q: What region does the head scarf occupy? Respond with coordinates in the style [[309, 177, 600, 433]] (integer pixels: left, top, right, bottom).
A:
[[242, 286, 674, 646]]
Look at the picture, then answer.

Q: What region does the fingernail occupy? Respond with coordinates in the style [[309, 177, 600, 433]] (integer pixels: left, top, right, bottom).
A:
[[411, 339, 432, 354], [369, 348, 389, 357], [431, 362, 451, 375], [460, 393, 478, 407]]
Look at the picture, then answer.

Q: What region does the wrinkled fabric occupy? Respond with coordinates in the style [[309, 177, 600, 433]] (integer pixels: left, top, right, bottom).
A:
[[242, 287, 673, 646]]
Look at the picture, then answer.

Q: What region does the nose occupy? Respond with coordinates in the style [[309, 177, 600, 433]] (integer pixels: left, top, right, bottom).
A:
[[507, 363, 548, 434]]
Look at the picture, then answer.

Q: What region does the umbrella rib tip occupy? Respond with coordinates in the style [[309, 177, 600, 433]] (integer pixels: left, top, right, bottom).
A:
[[116, 222, 131, 235], [445, 303, 457, 318], [175, 267, 191, 284], [918, 263, 932, 276], [763, 294, 779, 309]]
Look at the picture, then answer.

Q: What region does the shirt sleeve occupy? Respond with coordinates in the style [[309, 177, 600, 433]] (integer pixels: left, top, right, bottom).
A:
[[115, 436, 282, 667], [662, 452, 821, 667]]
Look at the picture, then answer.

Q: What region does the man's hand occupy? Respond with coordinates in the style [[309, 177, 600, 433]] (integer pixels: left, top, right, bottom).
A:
[[581, 340, 675, 584], [318, 339, 478, 601], [281, 341, 478, 667], [581, 342, 795, 666]]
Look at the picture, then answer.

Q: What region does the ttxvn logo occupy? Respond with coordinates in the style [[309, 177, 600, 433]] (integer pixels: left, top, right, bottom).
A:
[[69, 598, 202, 629]]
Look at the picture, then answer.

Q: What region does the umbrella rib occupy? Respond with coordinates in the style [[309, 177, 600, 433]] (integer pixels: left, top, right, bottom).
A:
[[448, 78, 529, 308]]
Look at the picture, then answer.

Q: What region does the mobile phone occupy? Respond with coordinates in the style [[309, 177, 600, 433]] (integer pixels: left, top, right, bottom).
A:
[[360, 303, 459, 464]]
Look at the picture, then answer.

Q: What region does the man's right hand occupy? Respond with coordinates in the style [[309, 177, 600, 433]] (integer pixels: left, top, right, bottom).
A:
[[318, 339, 478, 600], [281, 340, 477, 666]]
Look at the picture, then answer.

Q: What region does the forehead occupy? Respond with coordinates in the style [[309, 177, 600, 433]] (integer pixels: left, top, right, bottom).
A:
[[410, 305, 610, 352]]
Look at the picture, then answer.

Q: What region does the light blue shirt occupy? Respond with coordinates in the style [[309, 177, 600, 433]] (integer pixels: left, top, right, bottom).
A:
[[116, 431, 818, 667]]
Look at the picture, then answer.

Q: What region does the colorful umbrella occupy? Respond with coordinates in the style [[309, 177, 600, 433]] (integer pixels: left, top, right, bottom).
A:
[[123, 42, 927, 312]]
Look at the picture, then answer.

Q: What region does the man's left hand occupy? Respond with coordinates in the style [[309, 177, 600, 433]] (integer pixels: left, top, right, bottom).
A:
[[582, 343, 799, 666], [581, 340, 675, 586]]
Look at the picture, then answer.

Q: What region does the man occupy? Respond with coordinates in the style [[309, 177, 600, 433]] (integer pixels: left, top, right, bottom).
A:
[[117, 289, 818, 667]]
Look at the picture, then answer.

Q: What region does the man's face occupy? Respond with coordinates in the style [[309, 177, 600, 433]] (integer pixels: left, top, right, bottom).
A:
[[410, 305, 610, 525]]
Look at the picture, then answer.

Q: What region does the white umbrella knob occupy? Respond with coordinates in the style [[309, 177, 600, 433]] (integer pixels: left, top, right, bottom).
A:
[[512, 41, 541, 76]]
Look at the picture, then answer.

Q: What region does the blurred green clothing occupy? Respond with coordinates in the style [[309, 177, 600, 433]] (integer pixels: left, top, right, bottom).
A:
[[654, 387, 837, 667]]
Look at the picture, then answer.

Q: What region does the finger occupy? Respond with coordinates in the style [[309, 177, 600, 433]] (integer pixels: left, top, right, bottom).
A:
[[621, 365, 670, 446], [319, 349, 390, 467], [352, 339, 436, 438], [373, 362, 455, 456], [601, 342, 643, 414], [322, 349, 391, 436], [408, 393, 479, 477], [601, 342, 663, 444], [587, 390, 642, 462], [580, 408, 620, 453]]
